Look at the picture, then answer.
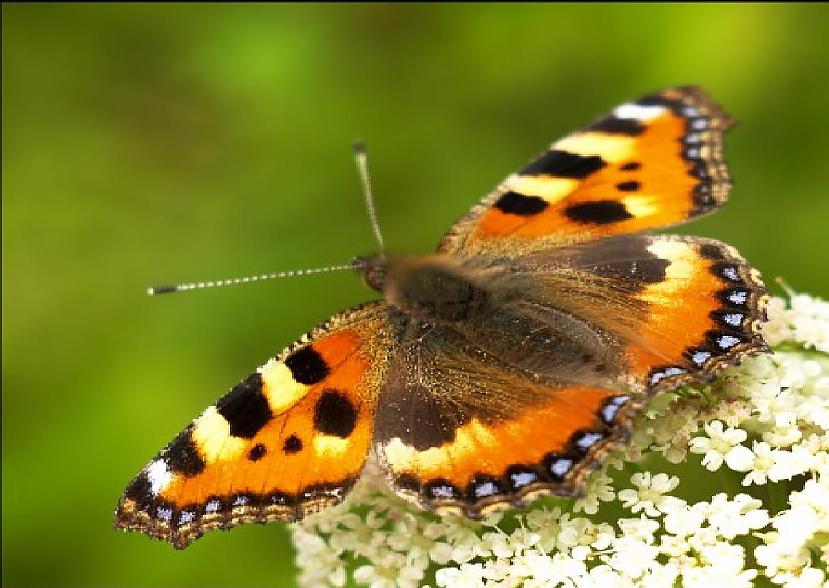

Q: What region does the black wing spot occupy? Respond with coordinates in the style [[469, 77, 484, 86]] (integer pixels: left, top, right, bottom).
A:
[[395, 473, 421, 493], [636, 94, 672, 108], [123, 472, 154, 510], [521, 150, 607, 179], [699, 243, 725, 260], [216, 373, 272, 439], [165, 426, 207, 476], [285, 346, 330, 385], [620, 161, 641, 171], [248, 443, 267, 461], [494, 191, 548, 216], [313, 390, 358, 438], [282, 435, 303, 454], [587, 116, 646, 136], [616, 181, 640, 192], [564, 200, 634, 224], [565, 236, 669, 286]]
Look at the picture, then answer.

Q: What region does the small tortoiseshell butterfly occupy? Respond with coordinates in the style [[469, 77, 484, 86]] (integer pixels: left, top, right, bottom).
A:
[[116, 86, 768, 548]]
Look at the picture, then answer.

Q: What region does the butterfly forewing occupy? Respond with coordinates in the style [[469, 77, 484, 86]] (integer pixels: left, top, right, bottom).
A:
[[439, 86, 732, 256], [115, 302, 396, 548]]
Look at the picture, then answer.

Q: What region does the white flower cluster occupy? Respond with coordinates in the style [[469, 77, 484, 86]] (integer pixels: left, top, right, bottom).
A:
[[291, 294, 829, 587], [764, 292, 829, 353]]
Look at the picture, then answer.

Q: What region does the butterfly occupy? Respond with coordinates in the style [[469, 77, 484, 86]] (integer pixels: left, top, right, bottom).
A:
[[115, 86, 768, 548]]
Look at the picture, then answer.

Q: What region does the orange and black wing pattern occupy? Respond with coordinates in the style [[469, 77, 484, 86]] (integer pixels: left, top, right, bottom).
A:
[[620, 236, 767, 392], [439, 86, 732, 256], [512, 234, 768, 394], [114, 303, 395, 548], [373, 323, 643, 517]]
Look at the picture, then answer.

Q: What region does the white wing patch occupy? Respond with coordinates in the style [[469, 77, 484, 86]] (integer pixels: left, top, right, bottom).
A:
[[614, 103, 667, 121], [147, 459, 173, 496]]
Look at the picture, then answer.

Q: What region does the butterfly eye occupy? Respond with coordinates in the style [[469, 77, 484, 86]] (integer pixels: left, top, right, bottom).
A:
[[359, 263, 385, 292]]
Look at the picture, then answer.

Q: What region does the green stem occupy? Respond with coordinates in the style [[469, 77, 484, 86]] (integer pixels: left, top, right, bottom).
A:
[[719, 466, 743, 497], [765, 481, 790, 515]]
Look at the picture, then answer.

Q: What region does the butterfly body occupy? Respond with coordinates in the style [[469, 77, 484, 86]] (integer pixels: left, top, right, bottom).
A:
[[116, 87, 768, 548], [359, 254, 500, 322]]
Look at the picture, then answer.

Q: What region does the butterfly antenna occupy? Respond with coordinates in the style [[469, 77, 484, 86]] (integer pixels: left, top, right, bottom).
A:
[[353, 141, 385, 254], [147, 262, 359, 296]]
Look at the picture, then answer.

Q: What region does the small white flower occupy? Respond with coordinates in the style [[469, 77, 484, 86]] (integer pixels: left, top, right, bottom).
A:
[[434, 563, 485, 588], [698, 540, 746, 572], [768, 444, 816, 482], [618, 472, 681, 517], [737, 441, 775, 485], [607, 535, 660, 579], [690, 420, 748, 471], [556, 513, 593, 549], [590, 522, 617, 551], [662, 500, 707, 537], [586, 564, 625, 585], [755, 538, 813, 580], [762, 297, 791, 346], [763, 423, 803, 448], [639, 561, 680, 588], [355, 551, 424, 588], [790, 294, 829, 352], [617, 516, 660, 543], [724, 444, 755, 472], [681, 564, 757, 588], [574, 469, 615, 514], [777, 567, 827, 588], [706, 493, 769, 539]]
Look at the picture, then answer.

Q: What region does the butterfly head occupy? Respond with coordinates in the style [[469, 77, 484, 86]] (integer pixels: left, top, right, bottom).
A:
[[353, 254, 387, 292]]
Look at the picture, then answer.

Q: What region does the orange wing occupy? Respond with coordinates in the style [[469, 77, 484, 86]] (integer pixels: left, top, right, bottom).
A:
[[377, 379, 641, 517], [373, 322, 643, 517], [619, 236, 768, 391], [115, 303, 395, 549], [510, 234, 768, 394], [439, 86, 732, 256]]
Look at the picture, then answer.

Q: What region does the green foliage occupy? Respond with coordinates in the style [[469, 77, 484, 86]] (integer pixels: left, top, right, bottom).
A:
[[3, 4, 829, 587]]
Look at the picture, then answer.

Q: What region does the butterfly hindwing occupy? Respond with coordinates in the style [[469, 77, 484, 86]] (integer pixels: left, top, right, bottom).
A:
[[115, 302, 395, 548], [621, 236, 767, 391], [439, 86, 732, 255], [510, 234, 768, 393], [373, 321, 642, 516]]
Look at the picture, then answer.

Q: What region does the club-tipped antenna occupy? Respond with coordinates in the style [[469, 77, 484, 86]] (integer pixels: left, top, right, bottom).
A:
[[147, 261, 359, 296], [353, 141, 385, 254]]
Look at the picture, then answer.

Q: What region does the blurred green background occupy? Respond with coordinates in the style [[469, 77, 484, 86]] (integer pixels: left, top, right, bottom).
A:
[[4, 3, 829, 587]]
